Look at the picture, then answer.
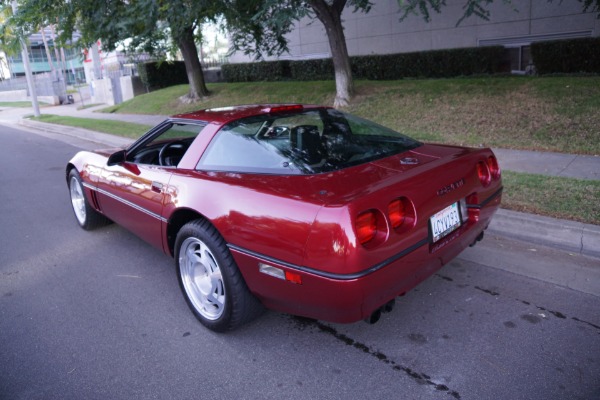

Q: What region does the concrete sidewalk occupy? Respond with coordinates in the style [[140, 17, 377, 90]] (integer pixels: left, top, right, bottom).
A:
[[492, 148, 599, 181], [1, 103, 599, 262]]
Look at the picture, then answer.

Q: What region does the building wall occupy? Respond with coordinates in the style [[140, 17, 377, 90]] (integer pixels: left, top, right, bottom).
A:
[[229, 0, 599, 63], [6, 30, 85, 83]]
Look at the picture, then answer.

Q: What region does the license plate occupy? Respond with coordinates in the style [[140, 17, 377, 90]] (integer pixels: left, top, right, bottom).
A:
[[430, 202, 462, 243]]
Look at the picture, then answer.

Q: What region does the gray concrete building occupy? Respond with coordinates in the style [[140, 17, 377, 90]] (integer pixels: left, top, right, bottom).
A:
[[229, 0, 599, 73]]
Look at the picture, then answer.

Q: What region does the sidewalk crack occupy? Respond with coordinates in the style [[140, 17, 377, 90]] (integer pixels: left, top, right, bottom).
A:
[[579, 225, 585, 255], [557, 155, 578, 177]]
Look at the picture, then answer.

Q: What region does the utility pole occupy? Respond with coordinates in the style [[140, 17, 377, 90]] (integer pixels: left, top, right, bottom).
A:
[[11, 0, 41, 117]]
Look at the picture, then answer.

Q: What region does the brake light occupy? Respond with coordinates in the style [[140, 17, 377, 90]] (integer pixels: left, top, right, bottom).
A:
[[477, 161, 491, 187], [266, 105, 304, 114], [388, 199, 406, 229], [356, 210, 377, 245], [487, 156, 501, 180]]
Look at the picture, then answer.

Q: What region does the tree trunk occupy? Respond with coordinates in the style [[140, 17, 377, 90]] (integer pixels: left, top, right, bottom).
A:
[[176, 26, 209, 102], [49, 24, 67, 84], [48, 23, 68, 100], [40, 27, 57, 80], [308, 0, 353, 108]]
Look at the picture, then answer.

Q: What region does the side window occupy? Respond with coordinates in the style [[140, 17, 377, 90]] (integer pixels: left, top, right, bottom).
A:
[[127, 123, 205, 166]]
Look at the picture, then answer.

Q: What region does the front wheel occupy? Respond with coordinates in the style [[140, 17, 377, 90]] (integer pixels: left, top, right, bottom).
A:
[[175, 220, 263, 332], [68, 169, 110, 230]]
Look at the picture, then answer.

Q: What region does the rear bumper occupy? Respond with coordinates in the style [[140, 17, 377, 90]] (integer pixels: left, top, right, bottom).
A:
[[231, 189, 501, 324]]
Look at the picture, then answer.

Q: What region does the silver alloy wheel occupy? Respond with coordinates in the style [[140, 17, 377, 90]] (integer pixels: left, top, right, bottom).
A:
[[179, 237, 225, 320], [70, 176, 87, 225]]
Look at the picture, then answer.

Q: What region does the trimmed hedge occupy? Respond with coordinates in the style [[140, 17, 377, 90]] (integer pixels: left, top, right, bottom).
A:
[[138, 61, 188, 91], [532, 37, 600, 75], [290, 58, 334, 80], [222, 46, 507, 82], [351, 46, 505, 79], [221, 61, 291, 82]]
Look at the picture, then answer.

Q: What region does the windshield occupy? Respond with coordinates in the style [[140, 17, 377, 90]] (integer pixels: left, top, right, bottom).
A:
[[197, 108, 422, 175]]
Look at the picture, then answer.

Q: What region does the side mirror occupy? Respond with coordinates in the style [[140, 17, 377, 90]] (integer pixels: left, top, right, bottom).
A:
[[107, 150, 126, 166]]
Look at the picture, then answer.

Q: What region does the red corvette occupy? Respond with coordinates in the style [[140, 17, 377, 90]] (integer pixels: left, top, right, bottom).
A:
[[67, 104, 502, 331]]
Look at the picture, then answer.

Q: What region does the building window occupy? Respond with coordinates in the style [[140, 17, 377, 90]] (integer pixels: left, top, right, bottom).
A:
[[506, 45, 533, 74]]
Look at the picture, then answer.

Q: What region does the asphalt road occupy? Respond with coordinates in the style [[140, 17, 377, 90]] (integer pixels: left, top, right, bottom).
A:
[[1, 126, 599, 400]]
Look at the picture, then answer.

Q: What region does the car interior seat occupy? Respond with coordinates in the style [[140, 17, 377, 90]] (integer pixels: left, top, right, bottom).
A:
[[290, 125, 326, 166]]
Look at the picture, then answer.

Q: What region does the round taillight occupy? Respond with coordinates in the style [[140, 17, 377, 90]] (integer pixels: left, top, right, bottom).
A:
[[388, 197, 416, 234], [388, 198, 406, 229], [477, 161, 491, 187], [487, 156, 501, 180], [388, 199, 406, 229], [356, 210, 377, 245]]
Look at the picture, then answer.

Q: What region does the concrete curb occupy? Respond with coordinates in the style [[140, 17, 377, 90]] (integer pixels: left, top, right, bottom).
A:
[[18, 118, 133, 149], [13, 118, 600, 263], [488, 209, 600, 259]]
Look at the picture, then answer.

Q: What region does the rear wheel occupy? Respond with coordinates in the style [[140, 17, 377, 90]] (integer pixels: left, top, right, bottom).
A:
[[175, 219, 263, 332], [68, 169, 111, 230]]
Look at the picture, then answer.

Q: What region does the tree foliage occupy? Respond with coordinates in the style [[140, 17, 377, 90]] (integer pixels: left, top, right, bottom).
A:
[[3, 0, 217, 100], [0, 4, 21, 57], [397, 0, 600, 24]]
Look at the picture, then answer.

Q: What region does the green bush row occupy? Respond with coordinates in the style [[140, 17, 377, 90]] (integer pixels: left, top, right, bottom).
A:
[[221, 46, 507, 82], [138, 61, 188, 91], [531, 37, 600, 75], [218, 61, 291, 82], [351, 46, 506, 80]]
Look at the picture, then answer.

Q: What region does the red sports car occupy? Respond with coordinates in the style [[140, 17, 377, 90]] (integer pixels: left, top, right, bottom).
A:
[[67, 104, 502, 332]]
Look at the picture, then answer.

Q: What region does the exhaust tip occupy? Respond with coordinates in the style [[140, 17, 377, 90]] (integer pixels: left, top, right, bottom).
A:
[[365, 309, 382, 324], [382, 299, 396, 313], [469, 231, 485, 247]]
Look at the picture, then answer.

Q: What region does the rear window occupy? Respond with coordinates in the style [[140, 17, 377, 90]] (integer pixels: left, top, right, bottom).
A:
[[197, 109, 422, 175]]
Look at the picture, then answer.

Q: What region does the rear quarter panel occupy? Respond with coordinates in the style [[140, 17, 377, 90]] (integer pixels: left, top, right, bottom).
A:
[[165, 171, 327, 266]]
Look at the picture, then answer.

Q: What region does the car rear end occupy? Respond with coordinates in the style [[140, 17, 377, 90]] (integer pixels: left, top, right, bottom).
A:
[[245, 144, 502, 323]]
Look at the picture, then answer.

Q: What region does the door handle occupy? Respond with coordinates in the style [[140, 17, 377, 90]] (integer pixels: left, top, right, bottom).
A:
[[151, 181, 163, 193]]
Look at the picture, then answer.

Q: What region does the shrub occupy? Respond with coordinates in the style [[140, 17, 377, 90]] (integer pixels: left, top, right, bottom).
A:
[[137, 61, 188, 91], [352, 46, 505, 80], [222, 46, 507, 82], [532, 38, 600, 75], [221, 61, 291, 82], [290, 58, 334, 80]]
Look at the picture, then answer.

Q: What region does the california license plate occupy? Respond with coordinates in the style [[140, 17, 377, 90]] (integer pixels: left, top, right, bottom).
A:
[[430, 202, 462, 243]]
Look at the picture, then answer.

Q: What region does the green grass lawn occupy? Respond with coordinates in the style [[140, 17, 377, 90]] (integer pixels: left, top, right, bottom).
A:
[[501, 171, 600, 225], [0, 101, 48, 107], [32, 115, 152, 139]]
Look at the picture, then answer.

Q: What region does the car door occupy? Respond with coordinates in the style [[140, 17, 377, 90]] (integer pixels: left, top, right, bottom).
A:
[[96, 162, 171, 250], [95, 121, 206, 251]]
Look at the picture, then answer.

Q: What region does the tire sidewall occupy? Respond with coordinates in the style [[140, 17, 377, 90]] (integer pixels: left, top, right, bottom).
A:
[[68, 169, 90, 229], [175, 221, 235, 332], [68, 169, 110, 230]]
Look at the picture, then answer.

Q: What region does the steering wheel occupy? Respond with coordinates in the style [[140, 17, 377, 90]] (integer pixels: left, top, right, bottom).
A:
[[158, 140, 188, 166], [258, 126, 290, 139]]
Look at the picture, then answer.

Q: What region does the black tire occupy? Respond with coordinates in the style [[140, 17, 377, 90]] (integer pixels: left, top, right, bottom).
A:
[[68, 169, 111, 230], [175, 219, 264, 332]]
